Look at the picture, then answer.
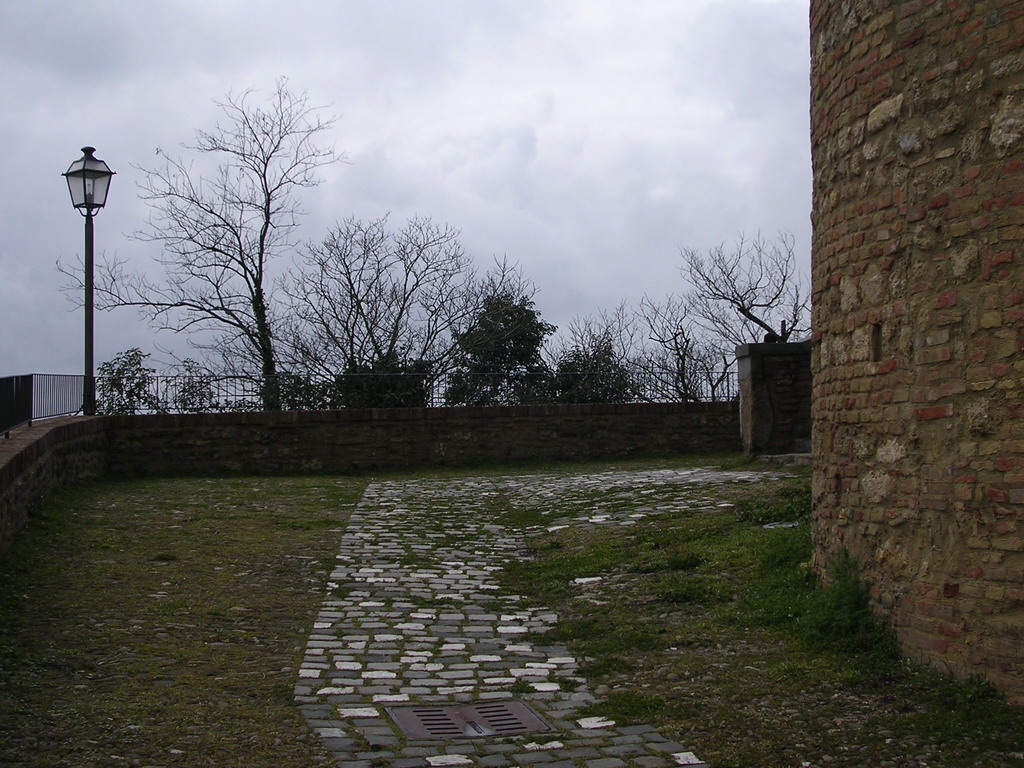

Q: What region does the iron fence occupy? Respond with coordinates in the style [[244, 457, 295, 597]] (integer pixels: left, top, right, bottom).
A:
[[1, 374, 85, 436], [0, 375, 31, 436], [2, 368, 737, 429], [33, 374, 84, 420]]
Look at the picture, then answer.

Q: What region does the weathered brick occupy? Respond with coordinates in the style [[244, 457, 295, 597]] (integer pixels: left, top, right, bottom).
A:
[[812, 2, 1024, 702], [915, 404, 953, 421]]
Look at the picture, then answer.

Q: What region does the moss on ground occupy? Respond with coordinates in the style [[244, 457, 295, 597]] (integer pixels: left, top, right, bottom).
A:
[[0, 476, 366, 768]]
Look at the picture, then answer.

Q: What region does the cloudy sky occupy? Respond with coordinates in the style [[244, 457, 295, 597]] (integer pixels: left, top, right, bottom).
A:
[[0, 0, 810, 376]]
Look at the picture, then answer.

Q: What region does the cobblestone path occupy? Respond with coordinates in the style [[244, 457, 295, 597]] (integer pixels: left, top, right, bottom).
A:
[[295, 468, 768, 767]]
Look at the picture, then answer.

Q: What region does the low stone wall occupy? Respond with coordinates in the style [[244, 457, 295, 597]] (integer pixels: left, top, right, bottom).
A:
[[0, 402, 740, 551], [0, 417, 109, 552]]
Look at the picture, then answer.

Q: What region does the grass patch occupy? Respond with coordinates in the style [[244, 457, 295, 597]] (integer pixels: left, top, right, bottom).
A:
[[655, 574, 732, 605], [732, 474, 812, 525], [497, 470, 1024, 768], [582, 690, 667, 722], [0, 475, 367, 768]]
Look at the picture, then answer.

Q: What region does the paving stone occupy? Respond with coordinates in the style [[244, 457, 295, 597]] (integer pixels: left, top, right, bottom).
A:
[[364, 735, 401, 748], [646, 741, 690, 754], [357, 750, 398, 760], [565, 747, 602, 759], [296, 469, 734, 768], [426, 754, 474, 766], [609, 734, 647, 746], [401, 747, 442, 757], [633, 758, 670, 768], [672, 757, 709, 768], [478, 754, 513, 767], [447, 744, 484, 755], [512, 752, 558, 765], [616, 724, 658, 736], [321, 737, 359, 750], [480, 743, 520, 755], [602, 744, 646, 757]]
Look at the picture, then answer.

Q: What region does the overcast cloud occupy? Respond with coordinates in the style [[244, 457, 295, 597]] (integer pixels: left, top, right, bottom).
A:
[[0, 0, 810, 376]]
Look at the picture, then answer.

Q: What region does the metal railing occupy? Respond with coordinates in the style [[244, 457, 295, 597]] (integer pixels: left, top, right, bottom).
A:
[[1, 374, 84, 436], [2, 368, 737, 431], [1, 375, 32, 436]]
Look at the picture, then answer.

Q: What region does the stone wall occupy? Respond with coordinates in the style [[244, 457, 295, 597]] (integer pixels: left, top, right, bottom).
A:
[[737, 342, 813, 455], [0, 402, 740, 552], [0, 417, 109, 553], [811, 0, 1024, 700]]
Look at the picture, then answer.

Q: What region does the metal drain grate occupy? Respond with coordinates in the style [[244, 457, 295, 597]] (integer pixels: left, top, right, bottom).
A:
[[387, 701, 551, 739]]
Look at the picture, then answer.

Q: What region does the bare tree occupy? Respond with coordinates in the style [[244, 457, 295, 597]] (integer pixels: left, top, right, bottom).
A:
[[629, 232, 806, 403], [546, 302, 643, 367], [91, 79, 340, 408], [281, 215, 480, 379], [637, 295, 734, 402], [682, 232, 807, 345]]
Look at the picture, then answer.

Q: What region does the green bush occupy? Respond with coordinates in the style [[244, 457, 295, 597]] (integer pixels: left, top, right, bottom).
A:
[[798, 550, 897, 657], [737, 527, 898, 663], [96, 348, 161, 414]]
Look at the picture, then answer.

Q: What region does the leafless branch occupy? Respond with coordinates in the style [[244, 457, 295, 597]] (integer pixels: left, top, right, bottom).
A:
[[281, 215, 487, 378], [681, 231, 808, 345], [90, 79, 341, 404]]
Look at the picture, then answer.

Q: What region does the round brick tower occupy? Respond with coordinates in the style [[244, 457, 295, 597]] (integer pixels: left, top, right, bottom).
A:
[[810, 1, 1024, 700]]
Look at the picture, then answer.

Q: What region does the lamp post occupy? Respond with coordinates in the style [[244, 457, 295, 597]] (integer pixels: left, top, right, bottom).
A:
[[63, 146, 115, 416]]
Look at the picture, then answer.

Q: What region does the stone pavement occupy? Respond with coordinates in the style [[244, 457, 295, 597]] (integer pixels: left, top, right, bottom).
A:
[[294, 467, 771, 768]]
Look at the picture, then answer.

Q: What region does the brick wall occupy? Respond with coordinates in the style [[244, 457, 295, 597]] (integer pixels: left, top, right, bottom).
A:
[[811, 0, 1024, 701], [0, 417, 109, 553], [737, 341, 813, 455], [102, 402, 739, 476], [0, 402, 739, 552]]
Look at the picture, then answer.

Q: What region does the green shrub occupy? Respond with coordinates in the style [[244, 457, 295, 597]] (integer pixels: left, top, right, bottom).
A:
[[736, 530, 897, 662], [798, 550, 898, 657], [96, 348, 161, 414]]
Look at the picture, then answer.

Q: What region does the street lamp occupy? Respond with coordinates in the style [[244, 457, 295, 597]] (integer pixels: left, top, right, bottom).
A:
[[63, 146, 115, 416]]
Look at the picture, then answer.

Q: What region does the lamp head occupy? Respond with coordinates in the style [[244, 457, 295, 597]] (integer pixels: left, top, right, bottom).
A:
[[63, 146, 114, 215]]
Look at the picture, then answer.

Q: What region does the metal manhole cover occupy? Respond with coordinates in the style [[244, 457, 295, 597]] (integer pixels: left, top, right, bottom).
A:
[[386, 701, 551, 739]]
